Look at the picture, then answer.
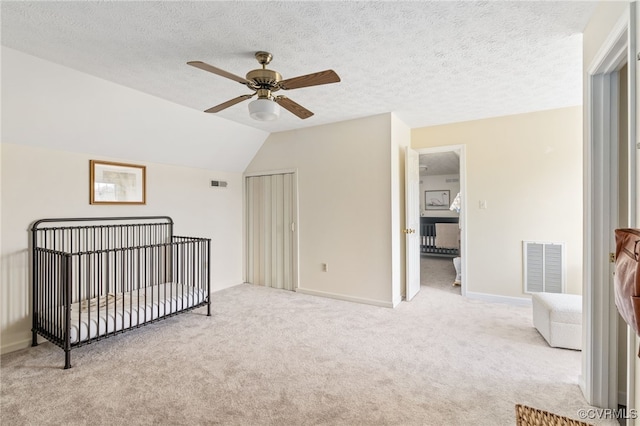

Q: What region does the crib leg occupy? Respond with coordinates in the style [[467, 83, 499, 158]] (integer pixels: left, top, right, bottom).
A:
[[31, 331, 38, 347], [64, 351, 71, 369], [207, 300, 211, 317]]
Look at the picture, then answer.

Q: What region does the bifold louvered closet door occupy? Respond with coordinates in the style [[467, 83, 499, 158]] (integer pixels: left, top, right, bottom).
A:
[[246, 173, 297, 290]]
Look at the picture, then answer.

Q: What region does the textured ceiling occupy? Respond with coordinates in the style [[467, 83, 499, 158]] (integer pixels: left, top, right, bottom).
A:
[[1, 1, 596, 133], [420, 152, 460, 176]]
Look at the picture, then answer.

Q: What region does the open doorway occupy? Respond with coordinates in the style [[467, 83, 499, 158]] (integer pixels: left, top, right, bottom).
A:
[[417, 146, 467, 296]]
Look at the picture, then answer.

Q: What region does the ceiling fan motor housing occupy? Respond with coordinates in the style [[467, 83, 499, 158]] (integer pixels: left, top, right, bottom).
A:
[[246, 69, 282, 92]]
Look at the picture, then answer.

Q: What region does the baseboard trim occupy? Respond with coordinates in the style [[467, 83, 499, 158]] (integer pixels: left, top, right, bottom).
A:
[[296, 288, 394, 308], [465, 291, 532, 306], [1, 337, 35, 355]]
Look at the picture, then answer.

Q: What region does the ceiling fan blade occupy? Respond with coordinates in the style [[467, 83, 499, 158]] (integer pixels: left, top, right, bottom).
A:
[[187, 61, 250, 85], [276, 96, 314, 119], [204, 94, 254, 113], [278, 70, 340, 90]]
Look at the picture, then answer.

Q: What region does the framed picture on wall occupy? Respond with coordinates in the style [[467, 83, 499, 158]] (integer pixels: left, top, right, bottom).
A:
[[90, 160, 146, 205], [425, 190, 450, 210]]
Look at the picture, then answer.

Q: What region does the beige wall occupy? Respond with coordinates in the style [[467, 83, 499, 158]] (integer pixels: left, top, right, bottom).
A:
[[1, 144, 245, 354], [246, 114, 397, 306], [412, 106, 583, 298], [1, 49, 250, 354]]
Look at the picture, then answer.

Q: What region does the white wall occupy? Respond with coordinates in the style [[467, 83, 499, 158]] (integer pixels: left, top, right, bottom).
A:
[[1, 48, 253, 354], [245, 114, 395, 306], [412, 106, 583, 299]]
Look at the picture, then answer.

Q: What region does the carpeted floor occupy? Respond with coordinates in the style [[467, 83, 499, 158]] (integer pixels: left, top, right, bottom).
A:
[[1, 279, 614, 425], [421, 255, 461, 295]]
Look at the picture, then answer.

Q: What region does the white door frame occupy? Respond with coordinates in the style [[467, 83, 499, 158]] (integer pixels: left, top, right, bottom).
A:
[[415, 145, 467, 296], [405, 147, 421, 301], [584, 5, 635, 411]]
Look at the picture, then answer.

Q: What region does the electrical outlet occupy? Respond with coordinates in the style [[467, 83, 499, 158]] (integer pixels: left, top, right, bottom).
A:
[[479, 200, 488, 209], [322, 263, 329, 272]]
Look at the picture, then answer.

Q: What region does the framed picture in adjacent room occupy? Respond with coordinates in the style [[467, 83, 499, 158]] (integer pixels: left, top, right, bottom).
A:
[[425, 190, 450, 210]]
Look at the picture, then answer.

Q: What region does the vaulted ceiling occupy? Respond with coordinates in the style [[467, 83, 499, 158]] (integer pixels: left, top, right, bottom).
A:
[[1, 1, 597, 134]]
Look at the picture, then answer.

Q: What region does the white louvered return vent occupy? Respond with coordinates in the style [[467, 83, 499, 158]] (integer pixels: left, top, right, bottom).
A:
[[523, 241, 565, 293]]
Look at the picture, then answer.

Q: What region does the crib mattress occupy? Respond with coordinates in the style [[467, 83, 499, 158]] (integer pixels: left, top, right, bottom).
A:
[[50, 283, 206, 344]]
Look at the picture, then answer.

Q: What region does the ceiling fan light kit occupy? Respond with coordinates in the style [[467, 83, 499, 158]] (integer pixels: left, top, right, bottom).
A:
[[187, 51, 340, 121], [248, 98, 280, 121]]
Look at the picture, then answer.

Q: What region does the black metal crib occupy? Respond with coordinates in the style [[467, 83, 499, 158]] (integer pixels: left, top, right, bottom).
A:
[[31, 216, 211, 369], [420, 216, 459, 257]]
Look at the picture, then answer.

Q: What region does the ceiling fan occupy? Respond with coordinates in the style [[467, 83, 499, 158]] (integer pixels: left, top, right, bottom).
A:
[[187, 51, 340, 121]]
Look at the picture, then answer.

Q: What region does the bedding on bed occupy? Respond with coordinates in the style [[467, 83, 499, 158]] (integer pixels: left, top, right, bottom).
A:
[[80, 294, 123, 312], [434, 223, 459, 249]]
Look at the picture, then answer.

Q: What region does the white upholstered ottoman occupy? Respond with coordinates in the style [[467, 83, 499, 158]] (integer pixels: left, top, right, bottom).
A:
[[531, 292, 582, 350]]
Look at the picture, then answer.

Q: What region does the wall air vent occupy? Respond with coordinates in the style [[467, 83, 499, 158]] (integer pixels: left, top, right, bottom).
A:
[[523, 241, 565, 293], [445, 178, 459, 183], [210, 180, 228, 188]]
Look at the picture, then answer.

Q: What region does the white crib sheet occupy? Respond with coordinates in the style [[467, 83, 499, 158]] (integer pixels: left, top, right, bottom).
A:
[[53, 283, 206, 344]]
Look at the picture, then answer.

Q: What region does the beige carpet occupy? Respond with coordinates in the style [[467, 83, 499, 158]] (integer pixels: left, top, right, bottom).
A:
[[1, 281, 615, 425], [421, 255, 461, 295]]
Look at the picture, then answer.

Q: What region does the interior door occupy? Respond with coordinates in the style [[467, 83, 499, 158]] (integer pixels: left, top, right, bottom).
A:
[[405, 147, 421, 301]]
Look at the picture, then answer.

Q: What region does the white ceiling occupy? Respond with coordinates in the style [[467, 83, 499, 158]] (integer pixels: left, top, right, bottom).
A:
[[1, 1, 597, 134], [420, 152, 460, 176]]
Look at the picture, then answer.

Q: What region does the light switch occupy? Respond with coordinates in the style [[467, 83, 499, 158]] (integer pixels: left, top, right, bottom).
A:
[[479, 200, 488, 209]]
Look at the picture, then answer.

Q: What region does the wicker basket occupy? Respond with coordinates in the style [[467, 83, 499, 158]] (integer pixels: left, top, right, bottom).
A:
[[515, 404, 593, 426]]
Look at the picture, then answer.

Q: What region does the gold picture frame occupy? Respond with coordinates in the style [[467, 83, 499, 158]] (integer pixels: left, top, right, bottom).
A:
[[90, 160, 146, 205]]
